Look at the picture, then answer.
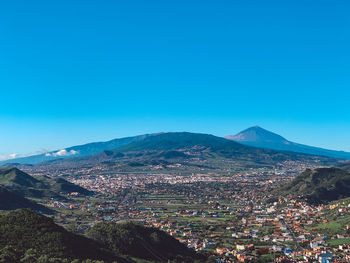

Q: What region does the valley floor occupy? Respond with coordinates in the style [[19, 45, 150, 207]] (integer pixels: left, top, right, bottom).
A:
[[29, 170, 350, 263]]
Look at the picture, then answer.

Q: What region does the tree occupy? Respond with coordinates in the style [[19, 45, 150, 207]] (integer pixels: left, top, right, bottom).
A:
[[0, 245, 19, 263], [20, 248, 38, 263], [37, 255, 50, 263]]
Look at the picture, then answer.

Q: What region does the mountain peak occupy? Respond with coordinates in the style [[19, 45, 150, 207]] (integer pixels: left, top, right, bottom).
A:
[[0, 167, 41, 187], [225, 126, 350, 159], [225, 126, 288, 143]]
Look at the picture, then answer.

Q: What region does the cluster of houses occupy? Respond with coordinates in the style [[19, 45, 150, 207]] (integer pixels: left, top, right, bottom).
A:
[[135, 195, 350, 262], [30, 161, 350, 263]]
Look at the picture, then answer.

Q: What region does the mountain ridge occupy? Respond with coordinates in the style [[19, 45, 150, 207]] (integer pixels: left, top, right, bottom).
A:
[[116, 132, 248, 152], [0, 209, 119, 262], [279, 167, 350, 204], [0, 209, 204, 262], [2, 128, 349, 168], [0, 187, 53, 213], [225, 126, 289, 143], [24, 132, 341, 175], [1, 133, 157, 165], [225, 126, 350, 160], [0, 168, 92, 199]]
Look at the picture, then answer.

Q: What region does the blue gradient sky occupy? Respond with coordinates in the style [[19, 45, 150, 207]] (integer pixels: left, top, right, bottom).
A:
[[1, 1, 350, 159]]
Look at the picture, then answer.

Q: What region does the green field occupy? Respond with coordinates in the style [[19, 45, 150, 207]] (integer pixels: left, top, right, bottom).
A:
[[312, 214, 350, 235], [327, 238, 350, 246]]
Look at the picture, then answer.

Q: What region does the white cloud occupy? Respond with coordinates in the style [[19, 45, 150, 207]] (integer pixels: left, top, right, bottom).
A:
[[45, 149, 78, 157], [0, 149, 78, 162], [0, 153, 18, 161], [9, 153, 18, 159]]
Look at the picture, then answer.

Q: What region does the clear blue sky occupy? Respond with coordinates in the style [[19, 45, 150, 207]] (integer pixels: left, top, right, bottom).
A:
[[1, 0, 350, 159]]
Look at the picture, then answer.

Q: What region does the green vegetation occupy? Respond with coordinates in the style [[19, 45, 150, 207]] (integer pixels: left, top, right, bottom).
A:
[[0, 187, 52, 213], [258, 254, 277, 263], [311, 214, 350, 235], [327, 238, 350, 246], [0, 209, 206, 263], [37, 176, 93, 196], [88, 221, 204, 262], [0, 168, 92, 200], [280, 167, 350, 203], [0, 209, 118, 262], [0, 168, 44, 187]]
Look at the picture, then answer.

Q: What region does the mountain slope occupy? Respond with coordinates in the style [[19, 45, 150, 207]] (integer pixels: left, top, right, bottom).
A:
[[0, 209, 118, 262], [8, 132, 341, 178], [280, 167, 350, 203], [225, 126, 350, 159], [0, 134, 155, 165], [338, 162, 350, 172], [0, 167, 44, 187], [117, 132, 248, 152], [114, 132, 338, 164], [38, 132, 340, 175], [0, 187, 52, 213], [0, 168, 92, 199], [226, 125, 288, 143], [0, 209, 204, 262], [36, 176, 93, 196], [88, 221, 203, 262]]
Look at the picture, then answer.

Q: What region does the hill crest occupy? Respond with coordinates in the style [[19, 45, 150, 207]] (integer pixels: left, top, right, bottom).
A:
[[116, 132, 246, 152], [280, 167, 350, 203], [225, 126, 288, 143], [226, 126, 350, 160], [0, 168, 92, 199]]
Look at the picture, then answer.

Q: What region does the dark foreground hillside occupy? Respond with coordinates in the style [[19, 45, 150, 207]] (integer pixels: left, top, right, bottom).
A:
[[0, 209, 118, 262], [0, 209, 207, 263], [280, 167, 350, 204], [88, 221, 205, 262], [0, 187, 52, 213]]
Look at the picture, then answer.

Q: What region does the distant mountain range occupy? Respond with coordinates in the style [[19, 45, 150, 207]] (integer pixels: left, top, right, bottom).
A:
[[279, 167, 350, 204], [225, 126, 350, 160], [11, 132, 341, 178], [1, 128, 348, 168], [1, 134, 155, 165]]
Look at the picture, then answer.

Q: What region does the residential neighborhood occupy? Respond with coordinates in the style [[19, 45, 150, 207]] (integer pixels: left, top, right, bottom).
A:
[[28, 164, 350, 263]]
